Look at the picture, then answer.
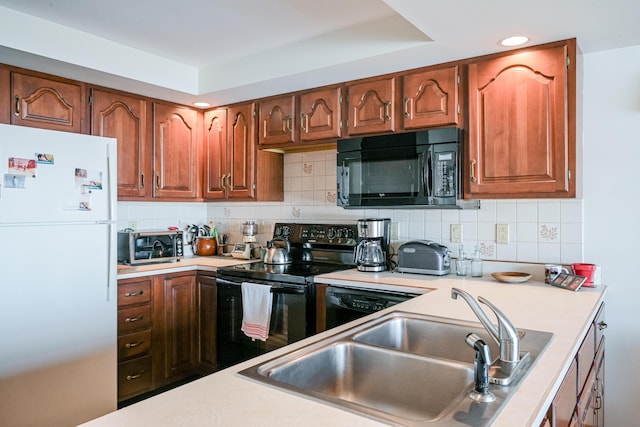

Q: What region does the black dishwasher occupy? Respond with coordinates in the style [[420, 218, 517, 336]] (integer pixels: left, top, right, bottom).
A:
[[325, 285, 421, 329]]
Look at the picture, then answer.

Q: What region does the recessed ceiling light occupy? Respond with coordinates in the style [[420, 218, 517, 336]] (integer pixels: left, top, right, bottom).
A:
[[193, 101, 211, 108], [498, 36, 530, 47]]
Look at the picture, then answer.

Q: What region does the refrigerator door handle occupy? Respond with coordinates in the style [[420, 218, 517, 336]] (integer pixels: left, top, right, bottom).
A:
[[107, 223, 117, 302]]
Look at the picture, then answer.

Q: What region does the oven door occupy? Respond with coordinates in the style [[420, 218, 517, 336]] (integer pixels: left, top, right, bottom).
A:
[[216, 276, 311, 370]]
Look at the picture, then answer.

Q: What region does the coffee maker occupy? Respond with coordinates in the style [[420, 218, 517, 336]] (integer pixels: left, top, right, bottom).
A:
[[354, 218, 391, 272]]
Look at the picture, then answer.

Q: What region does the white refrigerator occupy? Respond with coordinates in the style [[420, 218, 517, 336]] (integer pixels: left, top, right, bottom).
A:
[[0, 124, 117, 427]]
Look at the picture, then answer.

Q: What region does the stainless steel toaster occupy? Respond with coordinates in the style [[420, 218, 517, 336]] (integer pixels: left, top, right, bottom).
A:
[[397, 240, 451, 275]]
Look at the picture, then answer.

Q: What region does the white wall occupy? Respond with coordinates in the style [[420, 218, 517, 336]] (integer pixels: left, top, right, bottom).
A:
[[583, 45, 640, 426]]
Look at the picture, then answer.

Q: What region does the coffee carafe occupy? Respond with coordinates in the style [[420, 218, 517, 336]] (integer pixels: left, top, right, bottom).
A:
[[354, 218, 391, 272]]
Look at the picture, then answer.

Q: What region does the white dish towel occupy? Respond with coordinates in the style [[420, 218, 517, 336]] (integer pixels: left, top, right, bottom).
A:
[[241, 282, 272, 341]]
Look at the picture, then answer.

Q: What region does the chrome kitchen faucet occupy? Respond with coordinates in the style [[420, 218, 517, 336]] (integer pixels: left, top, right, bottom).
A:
[[451, 288, 520, 363]]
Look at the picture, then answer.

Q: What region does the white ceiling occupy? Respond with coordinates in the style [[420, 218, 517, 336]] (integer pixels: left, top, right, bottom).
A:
[[1, 0, 639, 107]]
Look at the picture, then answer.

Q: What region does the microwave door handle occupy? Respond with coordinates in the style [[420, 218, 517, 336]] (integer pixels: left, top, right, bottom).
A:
[[424, 151, 433, 201], [338, 162, 349, 205]]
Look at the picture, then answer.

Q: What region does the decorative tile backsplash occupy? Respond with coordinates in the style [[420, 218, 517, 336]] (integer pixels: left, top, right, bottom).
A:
[[118, 149, 584, 264]]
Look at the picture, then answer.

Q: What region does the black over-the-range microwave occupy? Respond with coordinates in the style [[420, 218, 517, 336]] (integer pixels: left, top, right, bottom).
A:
[[337, 128, 479, 209]]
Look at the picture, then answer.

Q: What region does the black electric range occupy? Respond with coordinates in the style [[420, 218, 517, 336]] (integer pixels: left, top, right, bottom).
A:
[[215, 222, 358, 369]]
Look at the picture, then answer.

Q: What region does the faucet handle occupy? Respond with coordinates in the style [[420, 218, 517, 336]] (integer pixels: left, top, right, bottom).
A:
[[478, 296, 520, 362]]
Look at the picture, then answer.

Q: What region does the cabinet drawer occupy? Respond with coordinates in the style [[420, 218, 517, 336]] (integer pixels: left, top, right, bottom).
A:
[[118, 305, 151, 333], [118, 356, 152, 400], [577, 323, 595, 394], [118, 329, 152, 360], [118, 280, 151, 306]]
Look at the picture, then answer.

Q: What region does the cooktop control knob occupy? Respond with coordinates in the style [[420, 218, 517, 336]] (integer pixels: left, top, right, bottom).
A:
[[327, 228, 336, 239]]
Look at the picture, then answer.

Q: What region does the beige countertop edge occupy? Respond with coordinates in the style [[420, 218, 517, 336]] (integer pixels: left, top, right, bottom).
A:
[[91, 268, 606, 427], [116, 256, 257, 279]]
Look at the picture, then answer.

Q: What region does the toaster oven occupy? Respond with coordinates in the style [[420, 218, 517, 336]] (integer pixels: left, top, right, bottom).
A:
[[117, 230, 184, 265]]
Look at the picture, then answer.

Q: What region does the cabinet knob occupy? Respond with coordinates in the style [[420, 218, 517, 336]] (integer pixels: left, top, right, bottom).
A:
[[598, 321, 608, 331], [384, 101, 391, 121], [403, 97, 410, 118]]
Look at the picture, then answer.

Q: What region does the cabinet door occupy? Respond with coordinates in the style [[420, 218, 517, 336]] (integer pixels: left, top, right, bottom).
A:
[[467, 40, 575, 198], [11, 71, 84, 133], [197, 274, 217, 373], [550, 358, 578, 427], [299, 87, 343, 141], [161, 273, 197, 381], [203, 108, 228, 200], [153, 103, 201, 199], [347, 78, 396, 135], [227, 103, 255, 199], [258, 95, 296, 145], [91, 88, 151, 198], [0, 66, 9, 124], [402, 66, 460, 129]]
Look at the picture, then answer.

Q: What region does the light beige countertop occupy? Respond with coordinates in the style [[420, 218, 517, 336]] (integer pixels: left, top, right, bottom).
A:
[[117, 255, 257, 279], [84, 267, 606, 427]]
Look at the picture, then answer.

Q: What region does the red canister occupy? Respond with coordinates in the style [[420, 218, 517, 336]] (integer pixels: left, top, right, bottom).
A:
[[571, 263, 596, 286]]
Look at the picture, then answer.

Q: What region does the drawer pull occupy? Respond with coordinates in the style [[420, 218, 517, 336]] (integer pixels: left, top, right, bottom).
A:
[[125, 340, 144, 349], [126, 370, 145, 381], [598, 321, 608, 330], [14, 96, 20, 116], [125, 316, 143, 323], [124, 290, 144, 297]]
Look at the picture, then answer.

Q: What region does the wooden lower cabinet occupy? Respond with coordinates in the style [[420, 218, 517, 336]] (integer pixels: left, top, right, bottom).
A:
[[546, 303, 605, 427], [118, 271, 206, 403], [153, 271, 198, 387], [117, 277, 154, 402], [197, 274, 218, 374]]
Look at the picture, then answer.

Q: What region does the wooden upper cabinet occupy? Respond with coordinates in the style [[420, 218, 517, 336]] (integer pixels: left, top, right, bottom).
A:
[[153, 103, 201, 199], [90, 88, 151, 199], [467, 39, 576, 198], [227, 103, 256, 199], [299, 87, 343, 141], [11, 71, 84, 133], [402, 66, 460, 129], [0, 67, 9, 124], [258, 95, 296, 145], [347, 77, 396, 136], [203, 108, 228, 199]]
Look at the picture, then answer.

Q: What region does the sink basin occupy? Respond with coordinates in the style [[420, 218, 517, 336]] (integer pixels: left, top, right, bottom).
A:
[[352, 314, 500, 365], [238, 311, 553, 426], [259, 341, 473, 423]]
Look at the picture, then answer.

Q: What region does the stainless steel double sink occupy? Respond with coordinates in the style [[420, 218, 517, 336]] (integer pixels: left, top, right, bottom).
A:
[[238, 311, 553, 426]]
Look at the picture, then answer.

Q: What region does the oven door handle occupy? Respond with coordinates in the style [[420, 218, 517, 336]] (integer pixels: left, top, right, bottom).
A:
[[270, 286, 305, 295]]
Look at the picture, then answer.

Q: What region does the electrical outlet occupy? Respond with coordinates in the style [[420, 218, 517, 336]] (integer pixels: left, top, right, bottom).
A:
[[496, 224, 509, 244], [450, 224, 462, 243], [127, 221, 137, 230], [391, 222, 399, 240]]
